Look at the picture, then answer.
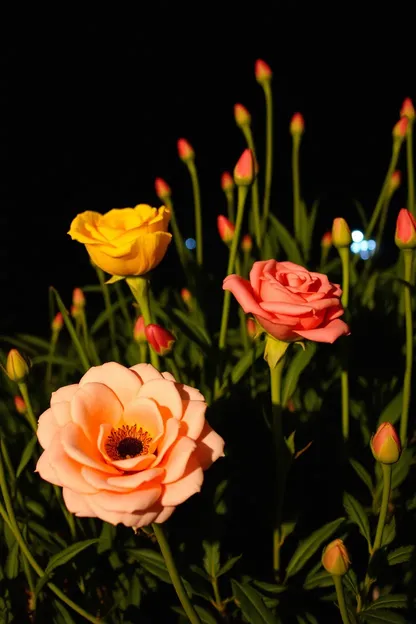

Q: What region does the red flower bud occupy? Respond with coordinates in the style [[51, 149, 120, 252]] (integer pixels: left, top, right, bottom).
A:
[[393, 117, 409, 139], [155, 177, 171, 202], [290, 113, 305, 136], [72, 288, 85, 309], [221, 172, 234, 193], [133, 316, 146, 343], [371, 422, 401, 464], [181, 288, 192, 306], [14, 396, 26, 414], [395, 208, 416, 249], [234, 149, 255, 186], [241, 234, 252, 253], [332, 218, 352, 248], [322, 539, 350, 576], [51, 312, 63, 332], [217, 215, 235, 244], [321, 232, 332, 248], [145, 324, 176, 356], [234, 103, 251, 127], [389, 171, 401, 194], [255, 59, 272, 83], [177, 138, 195, 162], [400, 97, 415, 120]]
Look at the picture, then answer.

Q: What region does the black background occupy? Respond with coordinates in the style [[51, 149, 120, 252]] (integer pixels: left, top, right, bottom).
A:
[[1, 6, 414, 335]]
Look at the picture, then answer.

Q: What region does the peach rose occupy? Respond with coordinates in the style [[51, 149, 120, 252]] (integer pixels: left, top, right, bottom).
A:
[[223, 260, 349, 343], [36, 363, 224, 528]]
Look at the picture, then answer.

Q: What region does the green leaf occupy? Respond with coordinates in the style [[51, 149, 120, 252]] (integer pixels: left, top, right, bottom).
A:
[[16, 334, 51, 350], [217, 554, 242, 577], [253, 581, 287, 594], [53, 601, 77, 624], [16, 436, 38, 478], [282, 342, 317, 406], [264, 337, 290, 369], [381, 516, 396, 547], [303, 568, 333, 590], [172, 605, 218, 624], [366, 594, 408, 610], [360, 610, 407, 623], [343, 492, 371, 548], [285, 517, 345, 580], [231, 580, 279, 624], [377, 392, 403, 426], [50, 287, 90, 372], [31, 355, 80, 370], [5, 540, 19, 579], [171, 308, 211, 349], [231, 340, 264, 385], [90, 301, 123, 334], [202, 541, 220, 579], [127, 548, 171, 584], [349, 459, 374, 495], [45, 539, 99, 575], [391, 449, 413, 489], [268, 215, 304, 265], [387, 545, 414, 565], [97, 522, 116, 554]]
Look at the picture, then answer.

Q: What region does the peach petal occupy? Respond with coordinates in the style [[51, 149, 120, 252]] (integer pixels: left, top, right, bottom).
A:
[[36, 451, 63, 486], [195, 422, 225, 470], [48, 434, 98, 494], [37, 408, 60, 450], [81, 467, 128, 492], [223, 274, 274, 319], [161, 371, 176, 382], [84, 497, 143, 526], [122, 397, 165, 441], [294, 318, 350, 343], [138, 379, 183, 420], [160, 457, 204, 506], [71, 382, 123, 443], [162, 437, 197, 483], [107, 467, 165, 490], [51, 384, 79, 405], [97, 423, 117, 462], [176, 383, 205, 403], [153, 418, 180, 466], [61, 422, 119, 474], [63, 488, 97, 517], [91, 484, 162, 513], [50, 401, 72, 427], [79, 362, 142, 406], [153, 505, 176, 524], [181, 400, 206, 439], [130, 363, 163, 384]]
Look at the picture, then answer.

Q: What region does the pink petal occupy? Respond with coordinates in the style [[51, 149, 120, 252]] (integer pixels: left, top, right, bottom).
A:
[[260, 301, 313, 316], [255, 316, 299, 341], [294, 318, 350, 343], [181, 400, 206, 439], [51, 384, 78, 405], [223, 274, 274, 319], [36, 450, 63, 486], [91, 484, 162, 513], [107, 467, 165, 490], [80, 362, 142, 407], [37, 408, 60, 450], [50, 401, 72, 427], [61, 422, 119, 474], [153, 505, 176, 524], [162, 437, 197, 483], [71, 382, 123, 443], [161, 456, 204, 506], [138, 379, 183, 420], [278, 261, 309, 273], [249, 260, 271, 294], [195, 422, 225, 470], [130, 363, 163, 384], [63, 488, 97, 517], [47, 433, 98, 494], [152, 418, 180, 466]]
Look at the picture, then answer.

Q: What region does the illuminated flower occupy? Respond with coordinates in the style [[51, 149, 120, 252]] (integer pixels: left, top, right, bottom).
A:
[[145, 324, 176, 356], [217, 215, 235, 244], [36, 362, 224, 528], [290, 113, 305, 136], [371, 422, 401, 464], [322, 539, 350, 576], [68, 205, 172, 277], [395, 208, 416, 249]]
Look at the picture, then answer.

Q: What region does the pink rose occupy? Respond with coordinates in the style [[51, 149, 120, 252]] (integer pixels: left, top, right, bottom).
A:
[[36, 362, 224, 529], [223, 260, 350, 343]]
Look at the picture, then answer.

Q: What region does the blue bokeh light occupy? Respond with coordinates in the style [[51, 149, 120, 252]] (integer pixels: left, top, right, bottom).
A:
[[360, 240, 368, 251], [185, 238, 196, 250], [350, 242, 361, 254], [368, 239, 376, 251], [360, 250, 370, 260]]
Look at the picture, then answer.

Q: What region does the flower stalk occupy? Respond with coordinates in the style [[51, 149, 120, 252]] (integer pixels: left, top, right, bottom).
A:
[[333, 576, 351, 624], [400, 249, 413, 445], [96, 267, 119, 362], [127, 277, 160, 370], [372, 463, 392, 554]]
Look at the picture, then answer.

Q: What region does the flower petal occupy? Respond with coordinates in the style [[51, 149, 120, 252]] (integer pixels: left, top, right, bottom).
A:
[[294, 318, 350, 343], [79, 363, 142, 407], [162, 437, 197, 484], [90, 484, 162, 513], [152, 418, 180, 466], [37, 408, 60, 450], [161, 456, 204, 506], [153, 505, 176, 524], [122, 397, 165, 446], [223, 274, 274, 319], [138, 379, 183, 420], [131, 363, 163, 384], [61, 422, 120, 474], [81, 467, 128, 492], [107, 467, 165, 490], [51, 401, 72, 427], [195, 422, 225, 470], [181, 400, 206, 439], [51, 384, 78, 405], [36, 451, 63, 486], [71, 382, 123, 443], [63, 488, 97, 517]]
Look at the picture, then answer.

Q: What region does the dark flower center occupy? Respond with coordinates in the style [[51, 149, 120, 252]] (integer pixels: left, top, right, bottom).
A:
[[117, 437, 143, 459], [105, 424, 152, 461]]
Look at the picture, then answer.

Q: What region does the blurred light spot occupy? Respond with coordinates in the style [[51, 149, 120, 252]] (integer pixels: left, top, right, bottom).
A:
[[360, 250, 370, 260], [360, 240, 368, 251], [350, 242, 361, 254], [185, 238, 196, 250], [368, 239, 376, 251], [352, 230, 364, 243]]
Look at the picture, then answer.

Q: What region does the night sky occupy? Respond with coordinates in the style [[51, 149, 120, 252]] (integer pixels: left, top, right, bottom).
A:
[[1, 8, 414, 335]]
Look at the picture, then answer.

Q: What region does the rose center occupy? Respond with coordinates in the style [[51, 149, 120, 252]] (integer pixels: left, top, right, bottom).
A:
[[105, 424, 153, 461]]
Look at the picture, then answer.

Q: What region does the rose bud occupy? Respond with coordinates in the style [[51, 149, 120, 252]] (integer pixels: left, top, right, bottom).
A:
[[255, 59, 272, 84], [234, 149, 256, 186], [51, 312, 63, 333], [145, 324, 176, 356], [246, 317, 256, 339], [290, 113, 305, 137], [400, 97, 415, 120], [322, 539, 350, 576], [393, 117, 409, 139], [221, 172, 234, 194], [217, 215, 235, 244], [6, 349, 30, 383], [155, 177, 171, 202], [14, 396, 26, 415], [71, 304, 82, 320], [395, 208, 416, 249], [371, 422, 401, 464], [72, 288, 85, 309], [332, 217, 352, 248], [181, 288, 192, 307], [241, 234, 253, 253], [133, 316, 146, 343], [389, 171, 401, 194], [177, 138, 195, 162], [234, 103, 251, 127], [321, 232, 332, 248]]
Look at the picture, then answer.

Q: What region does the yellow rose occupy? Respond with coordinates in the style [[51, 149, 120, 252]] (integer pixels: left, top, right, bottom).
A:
[[68, 205, 172, 276]]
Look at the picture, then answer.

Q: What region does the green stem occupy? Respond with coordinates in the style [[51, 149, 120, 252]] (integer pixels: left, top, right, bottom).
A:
[[166, 196, 188, 271], [242, 125, 262, 248], [339, 246, 350, 441], [152, 523, 201, 624], [292, 135, 301, 245], [80, 311, 100, 366], [187, 160, 203, 266], [339, 247, 350, 310], [46, 331, 58, 389], [375, 194, 391, 250], [17, 383, 37, 433], [0, 451, 101, 623], [262, 81, 273, 236], [96, 267, 119, 362], [114, 282, 132, 331], [341, 370, 349, 441], [372, 463, 392, 553], [212, 576, 225, 616], [400, 250, 414, 446], [127, 277, 160, 370], [407, 123, 415, 216], [270, 357, 285, 577], [333, 575, 351, 624], [226, 190, 235, 223], [139, 341, 148, 364]]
